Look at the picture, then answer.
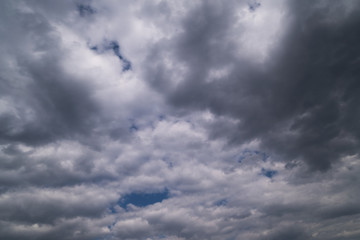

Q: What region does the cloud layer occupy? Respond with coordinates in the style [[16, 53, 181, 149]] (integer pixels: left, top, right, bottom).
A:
[[0, 0, 360, 239]]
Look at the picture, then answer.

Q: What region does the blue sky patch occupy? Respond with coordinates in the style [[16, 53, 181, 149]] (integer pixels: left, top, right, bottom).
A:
[[109, 205, 117, 214], [89, 40, 132, 71], [215, 199, 228, 206], [107, 41, 132, 71], [77, 4, 95, 17], [261, 168, 277, 178], [238, 149, 268, 163], [118, 189, 170, 208], [129, 123, 138, 131], [158, 114, 166, 121], [248, 1, 261, 12]]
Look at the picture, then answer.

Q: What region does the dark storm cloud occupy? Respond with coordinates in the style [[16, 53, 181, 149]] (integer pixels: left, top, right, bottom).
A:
[[0, 4, 99, 146], [14, 57, 99, 145], [0, 1, 138, 148], [144, 0, 360, 170]]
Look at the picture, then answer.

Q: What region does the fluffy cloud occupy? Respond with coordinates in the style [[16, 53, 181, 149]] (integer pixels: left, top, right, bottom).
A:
[[0, 0, 360, 239]]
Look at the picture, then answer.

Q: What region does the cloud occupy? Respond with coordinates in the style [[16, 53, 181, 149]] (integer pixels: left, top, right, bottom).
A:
[[0, 0, 360, 239], [142, 0, 360, 171]]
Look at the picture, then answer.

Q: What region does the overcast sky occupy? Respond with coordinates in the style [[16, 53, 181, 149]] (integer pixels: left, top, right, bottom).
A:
[[1, 0, 360, 239]]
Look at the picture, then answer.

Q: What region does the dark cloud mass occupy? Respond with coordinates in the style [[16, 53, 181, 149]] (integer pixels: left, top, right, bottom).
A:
[[145, 0, 360, 171], [0, 0, 360, 239]]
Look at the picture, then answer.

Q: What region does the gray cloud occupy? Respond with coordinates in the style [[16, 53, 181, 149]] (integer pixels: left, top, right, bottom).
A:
[[1, 0, 360, 240], [143, 0, 360, 171], [0, 2, 100, 146]]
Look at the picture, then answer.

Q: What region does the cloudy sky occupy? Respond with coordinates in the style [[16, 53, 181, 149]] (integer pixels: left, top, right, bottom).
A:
[[1, 0, 360, 239]]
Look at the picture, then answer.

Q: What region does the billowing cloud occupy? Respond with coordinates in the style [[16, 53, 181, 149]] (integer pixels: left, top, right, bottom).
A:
[[0, 0, 360, 239], [143, 0, 360, 171]]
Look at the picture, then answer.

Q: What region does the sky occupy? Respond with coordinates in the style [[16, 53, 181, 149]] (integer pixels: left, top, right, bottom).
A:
[[0, 0, 360, 239]]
